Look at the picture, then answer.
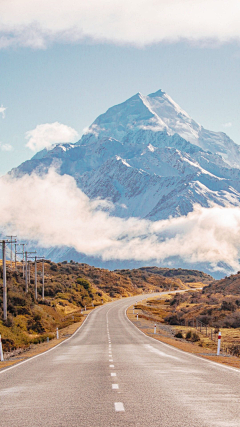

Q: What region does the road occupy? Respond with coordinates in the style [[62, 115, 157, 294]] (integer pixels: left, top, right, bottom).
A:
[[0, 294, 240, 426]]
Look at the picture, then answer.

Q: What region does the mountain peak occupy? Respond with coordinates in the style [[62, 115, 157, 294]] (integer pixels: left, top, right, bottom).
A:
[[85, 89, 200, 145], [148, 89, 166, 98]]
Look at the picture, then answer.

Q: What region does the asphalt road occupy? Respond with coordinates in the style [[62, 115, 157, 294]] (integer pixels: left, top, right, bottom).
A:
[[0, 294, 240, 427]]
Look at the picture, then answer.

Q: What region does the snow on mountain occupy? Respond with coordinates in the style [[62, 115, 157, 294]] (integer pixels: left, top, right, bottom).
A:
[[11, 89, 240, 222], [9, 89, 240, 274], [81, 90, 240, 168]]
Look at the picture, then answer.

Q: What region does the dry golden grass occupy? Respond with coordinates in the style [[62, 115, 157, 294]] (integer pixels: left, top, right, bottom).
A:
[[127, 302, 240, 369], [0, 314, 89, 370]]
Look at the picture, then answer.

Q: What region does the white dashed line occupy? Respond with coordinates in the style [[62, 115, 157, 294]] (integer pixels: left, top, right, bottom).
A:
[[109, 364, 114, 368], [109, 359, 113, 362], [114, 402, 125, 412], [111, 373, 116, 377], [112, 384, 119, 390]]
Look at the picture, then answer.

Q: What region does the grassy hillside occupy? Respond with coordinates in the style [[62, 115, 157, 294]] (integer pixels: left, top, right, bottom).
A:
[[134, 271, 240, 356], [0, 261, 214, 352]]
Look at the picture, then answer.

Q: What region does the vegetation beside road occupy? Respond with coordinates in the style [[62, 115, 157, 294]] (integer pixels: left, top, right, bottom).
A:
[[128, 271, 240, 367], [0, 261, 211, 353]]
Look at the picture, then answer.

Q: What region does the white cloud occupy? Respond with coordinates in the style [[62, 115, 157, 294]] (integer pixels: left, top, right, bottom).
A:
[[25, 122, 79, 151], [0, 142, 13, 151], [0, 1, 240, 48], [222, 122, 232, 128], [1, 169, 240, 273], [0, 105, 6, 118]]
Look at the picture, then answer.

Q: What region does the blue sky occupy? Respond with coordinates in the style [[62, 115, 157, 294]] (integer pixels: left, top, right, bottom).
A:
[[0, 1, 240, 174]]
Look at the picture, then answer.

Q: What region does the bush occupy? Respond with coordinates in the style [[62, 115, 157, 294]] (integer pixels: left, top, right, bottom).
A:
[[185, 330, 200, 342], [174, 331, 183, 338], [221, 300, 236, 312], [76, 278, 91, 290], [164, 314, 181, 325], [222, 312, 240, 328]]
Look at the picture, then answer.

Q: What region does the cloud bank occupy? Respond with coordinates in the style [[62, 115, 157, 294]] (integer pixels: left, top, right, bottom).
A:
[[25, 122, 79, 151], [1, 169, 240, 272], [0, 0, 240, 48]]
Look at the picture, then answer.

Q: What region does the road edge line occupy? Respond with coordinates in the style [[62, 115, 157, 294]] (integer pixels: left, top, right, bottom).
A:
[[125, 301, 240, 374], [0, 305, 102, 375]]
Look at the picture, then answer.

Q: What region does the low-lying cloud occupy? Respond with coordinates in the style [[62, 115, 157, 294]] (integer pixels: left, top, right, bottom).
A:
[[0, 0, 240, 48], [25, 122, 79, 151], [1, 169, 240, 273]]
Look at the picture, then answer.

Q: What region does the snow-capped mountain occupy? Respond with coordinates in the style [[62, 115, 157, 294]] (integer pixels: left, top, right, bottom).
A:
[[12, 89, 240, 223], [8, 89, 240, 276]]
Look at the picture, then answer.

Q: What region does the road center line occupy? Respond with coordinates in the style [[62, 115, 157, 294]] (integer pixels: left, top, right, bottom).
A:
[[112, 384, 119, 390], [111, 373, 116, 377], [114, 402, 125, 412], [109, 364, 114, 367]]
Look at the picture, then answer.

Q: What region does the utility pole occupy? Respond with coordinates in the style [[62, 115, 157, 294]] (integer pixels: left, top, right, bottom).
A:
[[24, 251, 36, 292], [6, 235, 17, 270], [42, 259, 45, 300], [2, 241, 7, 321], [1, 238, 16, 320], [14, 242, 17, 270], [34, 256, 45, 300], [16, 243, 25, 277], [35, 257, 37, 300]]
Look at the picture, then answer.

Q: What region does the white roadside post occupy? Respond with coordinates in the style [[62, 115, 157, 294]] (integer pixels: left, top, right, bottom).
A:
[[154, 324, 156, 334], [56, 327, 59, 339], [217, 331, 221, 355], [137, 313, 138, 320], [0, 335, 4, 361]]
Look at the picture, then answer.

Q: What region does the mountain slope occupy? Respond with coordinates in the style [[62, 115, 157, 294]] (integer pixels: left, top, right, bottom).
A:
[[9, 90, 240, 274]]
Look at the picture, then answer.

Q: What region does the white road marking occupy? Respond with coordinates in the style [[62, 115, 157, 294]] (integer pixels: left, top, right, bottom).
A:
[[114, 402, 125, 412], [112, 384, 119, 390], [109, 359, 113, 362], [109, 364, 114, 367], [111, 373, 116, 377], [144, 344, 179, 360]]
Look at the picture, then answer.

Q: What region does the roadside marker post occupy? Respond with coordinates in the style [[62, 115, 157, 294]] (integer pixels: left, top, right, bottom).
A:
[[154, 324, 156, 334], [56, 327, 59, 340], [217, 331, 221, 355], [137, 313, 138, 320], [0, 335, 4, 361]]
